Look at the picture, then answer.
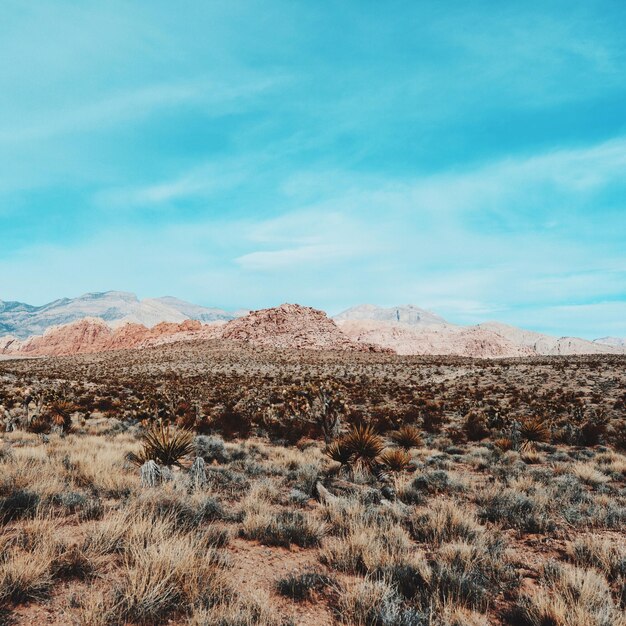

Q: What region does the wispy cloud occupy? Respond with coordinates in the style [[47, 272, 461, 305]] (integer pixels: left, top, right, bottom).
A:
[[0, 76, 281, 144]]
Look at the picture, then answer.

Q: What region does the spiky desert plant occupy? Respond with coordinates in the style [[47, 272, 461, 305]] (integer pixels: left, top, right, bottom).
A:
[[48, 401, 75, 431], [378, 448, 412, 473], [493, 437, 514, 452], [388, 425, 423, 450], [342, 424, 385, 472], [27, 416, 51, 434], [324, 439, 352, 467], [519, 417, 550, 449], [129, 422, 194, 468]]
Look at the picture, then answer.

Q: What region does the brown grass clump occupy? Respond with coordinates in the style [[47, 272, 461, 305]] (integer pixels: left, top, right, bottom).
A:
[[388, 424, 423, 450], [514, 561, 625, 626], [409, 500, 483, 545], [566, 536, 625, 582]]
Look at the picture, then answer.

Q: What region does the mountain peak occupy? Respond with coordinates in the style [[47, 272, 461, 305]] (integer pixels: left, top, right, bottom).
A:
[[334, 304, 447, 326]]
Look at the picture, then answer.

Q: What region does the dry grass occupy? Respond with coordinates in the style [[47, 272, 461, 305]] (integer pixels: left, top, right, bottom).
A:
[[515, 561, 626, 626], [0, 349, 624, 624]]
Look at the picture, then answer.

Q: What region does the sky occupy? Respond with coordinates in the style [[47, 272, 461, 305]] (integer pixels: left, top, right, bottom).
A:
[[0, 1, 625, 339]]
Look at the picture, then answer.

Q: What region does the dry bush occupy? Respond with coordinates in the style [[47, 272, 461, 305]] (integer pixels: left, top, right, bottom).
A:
[[388, 424, 423, 450], [342, 424, 385, 471], [409, 500, 483, 545], [566, 536, 626, 582], [320, 524, 422, 576], [463, 411, 489, 442], [519, 417, 551, 448], [114, 535, 226, 624], [514, 561, 625, 626], [241, 508, 326, 548], [378, 448, 413, 473], [570, 462, 611, 487], [324, 439, 352, 467], [0, 544, 56, 605], [431, 536, 518, 611], [335, 577, 401, 625], [188, 593, 285, 626]]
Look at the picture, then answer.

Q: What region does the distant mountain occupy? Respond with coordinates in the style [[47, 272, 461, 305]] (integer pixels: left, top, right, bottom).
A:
[[334, 305, 625, 356], [337, 319, 535, 357], [478, 322, 624, 356], [0, 291, 236, 339], [593, 337, 626, 349], [1, 295, 624, 358], [334, 304, 447, 326], [0, 304, 385, 356]]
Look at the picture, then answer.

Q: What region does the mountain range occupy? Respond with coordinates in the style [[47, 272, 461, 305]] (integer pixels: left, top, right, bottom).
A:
[[0, 291, 238, 339], [0, 293, 624, 358]]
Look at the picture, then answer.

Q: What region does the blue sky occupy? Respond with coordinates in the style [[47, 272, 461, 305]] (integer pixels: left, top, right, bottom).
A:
[[0, 1, 625, 338]]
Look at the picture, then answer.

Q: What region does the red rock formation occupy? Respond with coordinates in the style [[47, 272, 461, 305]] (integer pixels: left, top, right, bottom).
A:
[[221, 303, 386, 352], [0, 318, 224, 357], [0, 304, 388, 356]]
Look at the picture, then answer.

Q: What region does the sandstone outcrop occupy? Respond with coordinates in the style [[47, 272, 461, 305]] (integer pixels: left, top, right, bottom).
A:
[[221, 303, 387, 352]]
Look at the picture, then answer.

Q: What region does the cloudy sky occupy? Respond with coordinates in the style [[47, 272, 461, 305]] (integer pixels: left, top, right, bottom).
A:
[[1, 1, 625, 338]]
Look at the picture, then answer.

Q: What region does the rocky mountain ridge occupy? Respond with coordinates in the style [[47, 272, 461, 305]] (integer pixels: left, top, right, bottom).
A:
[[0, 291, 236, 339], [0, 305, 385, 357], [0, 295, 623, 358]]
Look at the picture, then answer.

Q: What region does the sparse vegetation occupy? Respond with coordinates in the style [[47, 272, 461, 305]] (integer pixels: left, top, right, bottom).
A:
[[0, 345, 624, 624]]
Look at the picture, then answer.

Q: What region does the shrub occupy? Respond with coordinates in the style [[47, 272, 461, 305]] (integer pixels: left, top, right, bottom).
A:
[[477, 487, 555, 534], [194, 435, 230, 464], [129, 422, 194, 468], [0, 490, 40, 524], [409, 500, 482, 545], [566, 536, 626, 582], [276, 571, 333, 600], [513, 561, 623, 626], [463, 412, 489, 442], [519, 417, 550, 448], [343, 425, 386, 473], [388, 425, 423, 450], [379, 448, 413, 473], [324, 440, 352, 467], [241, 510, 326, 548]]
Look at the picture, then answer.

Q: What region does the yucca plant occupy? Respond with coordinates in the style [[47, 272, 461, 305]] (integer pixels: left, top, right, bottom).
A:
[[493, 437, 514, 452], [519, 417, 550, 449], [48, 401, 75, 431], [388, 425, 423, 450], [342, 424, 385, 472], [324, 439, 352, 467], [129, 422, 194, 468], [379, 448, 412, 473]]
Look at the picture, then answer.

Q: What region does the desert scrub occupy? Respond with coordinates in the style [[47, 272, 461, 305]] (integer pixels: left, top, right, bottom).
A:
[[476, 484, 556, 534], [194, 434, 230, 463], [409, 500, 483, 545], [513, 561, 625, 626], [430, 535, 518, 611], [566, 536, 626, 583], [240, 509, 326, 547], [0, 489, 40, 524], [276, 571, 333, 600], [129, 486, 226, 528], [320, 524, 422, 576], [334, 577, 403, 626], [320, 495, 404, 536], [113, 533, 229, 624]]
